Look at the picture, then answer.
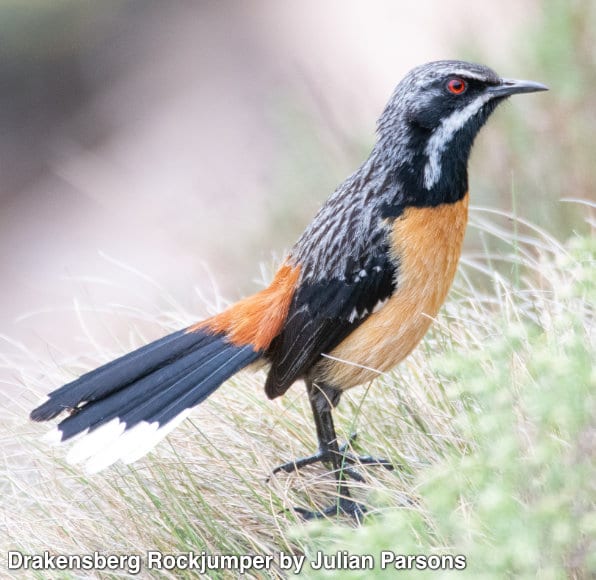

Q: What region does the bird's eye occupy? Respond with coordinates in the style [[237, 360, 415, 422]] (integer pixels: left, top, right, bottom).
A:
[[447, 78, 467, 95]]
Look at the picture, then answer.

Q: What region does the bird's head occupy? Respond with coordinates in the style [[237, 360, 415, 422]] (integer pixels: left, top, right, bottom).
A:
[[376, 60, 547, 207]]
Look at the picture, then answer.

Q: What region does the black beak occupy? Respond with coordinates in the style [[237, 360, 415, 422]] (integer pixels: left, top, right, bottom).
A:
[[489, 78, 549, 98]]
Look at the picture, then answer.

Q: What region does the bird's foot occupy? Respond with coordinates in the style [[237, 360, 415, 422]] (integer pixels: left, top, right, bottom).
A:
[[272, 449, 365, 482], [338, 440, 394, 471], [271, 433, 394, 483]]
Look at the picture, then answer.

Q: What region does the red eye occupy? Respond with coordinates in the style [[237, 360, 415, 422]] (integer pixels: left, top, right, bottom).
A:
[[447, 78, 467, 95]]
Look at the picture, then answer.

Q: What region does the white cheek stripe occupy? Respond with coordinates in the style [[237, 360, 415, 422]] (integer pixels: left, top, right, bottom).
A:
[[423, 93, 492, 189]]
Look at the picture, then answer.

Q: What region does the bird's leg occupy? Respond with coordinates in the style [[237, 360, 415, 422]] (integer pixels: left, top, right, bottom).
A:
[[273, 381, 393, 520], [272, 382, 360, 481], [272, 382, 394, 480]]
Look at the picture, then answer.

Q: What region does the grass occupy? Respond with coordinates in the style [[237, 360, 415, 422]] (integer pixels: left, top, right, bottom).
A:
[[1, 206, 593, 579]]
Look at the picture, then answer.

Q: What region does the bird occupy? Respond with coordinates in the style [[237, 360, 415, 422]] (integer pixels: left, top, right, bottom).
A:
[[30, 60, 547, 519]]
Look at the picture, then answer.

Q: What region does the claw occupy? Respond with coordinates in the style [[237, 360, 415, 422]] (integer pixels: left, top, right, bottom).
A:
[[294, 497, 367, 522]]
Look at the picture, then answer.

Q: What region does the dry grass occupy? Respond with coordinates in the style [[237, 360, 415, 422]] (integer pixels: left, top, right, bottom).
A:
[[1, 207, 594, 579]]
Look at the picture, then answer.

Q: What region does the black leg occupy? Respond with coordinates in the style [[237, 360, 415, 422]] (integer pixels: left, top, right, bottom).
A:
[[301, 381, 364, 520], [273, 380, 393, 520]]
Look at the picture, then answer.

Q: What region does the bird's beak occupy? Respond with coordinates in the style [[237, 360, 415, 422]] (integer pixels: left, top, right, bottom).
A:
[[489, 78, 549, 97]]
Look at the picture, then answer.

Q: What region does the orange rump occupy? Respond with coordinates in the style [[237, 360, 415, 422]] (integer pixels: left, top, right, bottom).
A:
[[188, 263, 300, 351]]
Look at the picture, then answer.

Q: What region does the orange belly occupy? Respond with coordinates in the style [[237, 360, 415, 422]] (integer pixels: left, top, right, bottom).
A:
[[317, 194, 469, 389]]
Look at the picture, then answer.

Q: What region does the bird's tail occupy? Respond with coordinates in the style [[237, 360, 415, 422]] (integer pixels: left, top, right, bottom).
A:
[[30, 326, 261, 473], [30, 263, 300, 473]]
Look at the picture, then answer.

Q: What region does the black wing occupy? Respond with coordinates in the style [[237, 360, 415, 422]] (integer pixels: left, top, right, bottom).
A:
[[264, 246, 396, 398]]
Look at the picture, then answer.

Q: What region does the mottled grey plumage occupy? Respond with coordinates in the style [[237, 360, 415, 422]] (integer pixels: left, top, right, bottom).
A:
[[289, 156, 393, 282]]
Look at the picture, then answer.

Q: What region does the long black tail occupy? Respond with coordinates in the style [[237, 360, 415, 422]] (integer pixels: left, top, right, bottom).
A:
[[30, 326, 260, 472]]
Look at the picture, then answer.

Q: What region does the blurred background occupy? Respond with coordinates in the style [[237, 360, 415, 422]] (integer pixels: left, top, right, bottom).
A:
[[0, 0, 593, 366]]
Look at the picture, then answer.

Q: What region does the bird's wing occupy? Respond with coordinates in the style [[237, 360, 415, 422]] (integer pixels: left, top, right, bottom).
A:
[[264, 244, 397, 398]]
